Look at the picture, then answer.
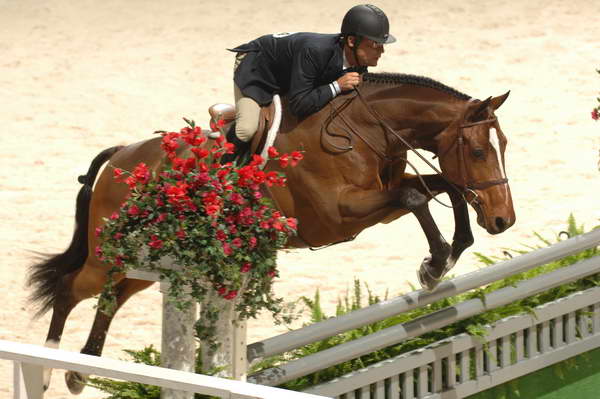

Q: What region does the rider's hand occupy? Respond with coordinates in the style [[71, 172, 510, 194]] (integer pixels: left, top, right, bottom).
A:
[[336, 72, 360, 92]]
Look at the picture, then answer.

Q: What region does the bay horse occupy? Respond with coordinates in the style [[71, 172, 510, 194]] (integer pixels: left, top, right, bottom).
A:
[[28, 73, 515, 393]]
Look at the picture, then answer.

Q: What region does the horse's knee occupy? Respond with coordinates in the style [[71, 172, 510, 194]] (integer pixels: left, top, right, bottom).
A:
[[395, 187, 428, 211]]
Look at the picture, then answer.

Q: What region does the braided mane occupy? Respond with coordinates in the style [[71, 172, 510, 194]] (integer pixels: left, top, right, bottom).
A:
[[362, 72, 471, 101]]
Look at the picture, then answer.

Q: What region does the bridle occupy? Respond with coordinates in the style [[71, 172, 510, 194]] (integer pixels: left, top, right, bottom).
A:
[[451, 118, 509, 191], [327, 86, 509, 207]]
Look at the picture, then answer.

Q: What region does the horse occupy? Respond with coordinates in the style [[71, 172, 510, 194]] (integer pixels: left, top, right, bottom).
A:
[[28, 73, 515, 393]]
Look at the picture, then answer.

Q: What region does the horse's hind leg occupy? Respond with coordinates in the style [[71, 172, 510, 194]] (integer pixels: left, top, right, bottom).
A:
[[65, 278, 154, 395], [41, 271, 82, 390], [41, 260, 115, 390]]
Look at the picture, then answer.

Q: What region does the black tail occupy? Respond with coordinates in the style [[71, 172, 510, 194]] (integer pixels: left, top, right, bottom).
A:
[[27, 145, 124, 318]]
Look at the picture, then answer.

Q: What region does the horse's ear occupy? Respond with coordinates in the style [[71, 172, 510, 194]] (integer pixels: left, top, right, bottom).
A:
[[490, 91, 510, 110], [466, 97, 492, 121]]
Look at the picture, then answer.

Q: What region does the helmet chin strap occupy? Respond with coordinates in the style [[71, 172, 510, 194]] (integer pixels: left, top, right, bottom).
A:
[[352, 35, 364, 69]]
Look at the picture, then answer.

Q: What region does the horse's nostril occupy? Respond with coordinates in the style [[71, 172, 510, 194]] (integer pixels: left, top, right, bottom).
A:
[[495, 217, 506, 231]]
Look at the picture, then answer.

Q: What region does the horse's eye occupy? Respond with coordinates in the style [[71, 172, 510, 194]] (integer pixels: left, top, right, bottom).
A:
[[472, 149, 485, 159]]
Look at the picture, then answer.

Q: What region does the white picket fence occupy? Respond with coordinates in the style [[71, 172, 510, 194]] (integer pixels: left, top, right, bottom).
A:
[[2, 340, 327, 399]]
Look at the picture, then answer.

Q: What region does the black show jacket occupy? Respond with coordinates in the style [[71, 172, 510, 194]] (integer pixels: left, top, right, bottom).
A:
[[230, 32, 346, 119]]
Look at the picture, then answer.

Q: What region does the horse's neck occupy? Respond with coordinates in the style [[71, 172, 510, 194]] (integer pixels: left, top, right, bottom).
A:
[[360, 84, 463, 149]]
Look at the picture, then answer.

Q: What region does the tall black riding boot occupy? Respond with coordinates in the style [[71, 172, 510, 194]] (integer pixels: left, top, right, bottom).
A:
[[221, 124, 250, 166]]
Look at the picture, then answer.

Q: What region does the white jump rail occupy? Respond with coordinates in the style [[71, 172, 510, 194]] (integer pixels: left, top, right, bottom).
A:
[[303, 286, 600, 398], [1, 340, 329, 399], [249, 253, 600, 386]]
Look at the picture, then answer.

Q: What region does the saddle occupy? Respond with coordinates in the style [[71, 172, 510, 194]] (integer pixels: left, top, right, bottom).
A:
[[207, 97, 280, 160]]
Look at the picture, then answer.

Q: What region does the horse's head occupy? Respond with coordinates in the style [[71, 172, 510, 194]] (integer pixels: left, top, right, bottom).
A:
[[436, 92, 515, 234]]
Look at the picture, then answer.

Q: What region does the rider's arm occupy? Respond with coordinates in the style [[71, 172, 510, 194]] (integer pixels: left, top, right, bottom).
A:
[[288, 46, 337, 119]]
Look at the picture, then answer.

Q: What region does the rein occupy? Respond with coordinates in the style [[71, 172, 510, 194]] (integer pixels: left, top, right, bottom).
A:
[[349, 87, 508, 206]]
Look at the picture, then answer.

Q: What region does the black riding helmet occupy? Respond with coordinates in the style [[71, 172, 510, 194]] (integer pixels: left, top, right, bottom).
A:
[[341, 4, 396, 44]]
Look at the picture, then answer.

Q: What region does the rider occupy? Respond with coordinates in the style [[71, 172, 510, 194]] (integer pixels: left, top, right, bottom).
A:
[[222, 4, 396, 164]]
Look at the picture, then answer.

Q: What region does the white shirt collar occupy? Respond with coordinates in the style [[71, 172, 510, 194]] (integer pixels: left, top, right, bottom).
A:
[[342, 50, 351, 70]]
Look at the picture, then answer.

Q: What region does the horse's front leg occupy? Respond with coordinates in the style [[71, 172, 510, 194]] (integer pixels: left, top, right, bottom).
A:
[[404, 175, 474, 271], [394, 187, 451, 291]]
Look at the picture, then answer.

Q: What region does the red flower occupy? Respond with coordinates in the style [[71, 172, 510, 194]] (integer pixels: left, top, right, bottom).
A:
[[95, 227, 103, 237], [240, 207, 253, 218], [593, 109, 599, 121], [267, 269, 277, 278], [252, 191, 262, 199], [231, 237, 243, 248], [172, 157, 196, 174], [217, 168, 230, 180], [161, 133, 179, 155], [113, 232, 124, 240], [248, 236, 257, 248], [286, 217, 298, 230], [182, 127, 206, 146], [265, 171, 279, 187], [113, 168, 124, 179], [250, 154, 264, 166], [191, 147, 209, 159], [164, 182, 190, 206], [114, 256, 124, 267], [197, 162, 208, 172], [176, 229, 186, 239], [224, 290, 238, 300], [133, 163, 150, 184], [127, 205, 141, 216], [95, 245, 103, 258], [216, 229, 227, 241], [268, 146, 279, 158], [272, 219, 284, 231], [224, 142, 235, 154], [148, 235, 163, 249], [279, 154, 289, 168], [124, 176, 137, 189], [230, 192, 244, 205], [217, 286, 227, 296], [222, 242, 232, 256], [110, 212, 119, 220], [241, 262, 252, 273], [290, 151, 304, 166], [205, 204, 221, 217]]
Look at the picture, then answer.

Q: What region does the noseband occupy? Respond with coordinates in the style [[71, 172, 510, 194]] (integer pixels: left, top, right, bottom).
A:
[[350, 87, 508, 206]]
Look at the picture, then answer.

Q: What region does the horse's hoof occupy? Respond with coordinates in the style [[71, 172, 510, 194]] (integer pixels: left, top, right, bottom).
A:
[[43, 367, 53, 391], [65, 371, 87, 395], [417, 257, 441, 292], [417, 268, 438, 292]]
